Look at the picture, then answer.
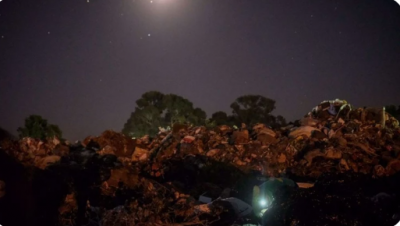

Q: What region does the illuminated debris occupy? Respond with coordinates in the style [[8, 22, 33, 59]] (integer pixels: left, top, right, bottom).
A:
[[36, 155, 61, 169], [82, 130, 136, 158], [1, 100, 400, 225], [296, 182, 314, 188], [289, 126, 318, 138], [131, 146, 148, 162], [59, 192, 77, 224], [252, 123, 278, 145], [311, 99, 352, 119]]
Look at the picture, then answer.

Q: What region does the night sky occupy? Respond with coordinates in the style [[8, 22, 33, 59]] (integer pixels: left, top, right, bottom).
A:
[[1, 0, 400, 141]]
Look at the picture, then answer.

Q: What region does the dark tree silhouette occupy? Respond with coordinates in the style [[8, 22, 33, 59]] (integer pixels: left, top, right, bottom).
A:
[[17, 115, 62, 140], [122, 91, 207, 137], [230, 95, 276, 126]]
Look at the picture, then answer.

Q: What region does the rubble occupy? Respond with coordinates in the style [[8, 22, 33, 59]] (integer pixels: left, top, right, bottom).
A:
[[0, 100, 400, 225]]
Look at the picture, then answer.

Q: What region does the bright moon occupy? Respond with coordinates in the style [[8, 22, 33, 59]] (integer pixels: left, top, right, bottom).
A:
[[395, 0, 400, 6]]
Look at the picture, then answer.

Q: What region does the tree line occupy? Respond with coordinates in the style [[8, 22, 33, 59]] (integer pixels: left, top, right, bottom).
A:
[[121, 91, 286, 137], [6, 93, 400, 140]]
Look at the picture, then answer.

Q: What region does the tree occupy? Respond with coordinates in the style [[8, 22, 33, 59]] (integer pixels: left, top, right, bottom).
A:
[[122, 106, 163, 137], [163, 94, 195, 125], [122, 91, 207, 137], [136, 91, 165, 113], [210, 111, 229, 126], [17, 115, 62, 140], [189, 108, 207, 126], [122, 91, 167, 137], [268, 115, 287, 129], [230, 95, 276, 126], [276, 115, 287, 127], [47, 124, 63, 138]]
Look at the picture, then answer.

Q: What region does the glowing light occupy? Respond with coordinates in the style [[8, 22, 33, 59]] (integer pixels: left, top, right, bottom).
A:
[[395, 220, 400, 226], [395, 0, 400, 6], [259, 199, 267, 207]]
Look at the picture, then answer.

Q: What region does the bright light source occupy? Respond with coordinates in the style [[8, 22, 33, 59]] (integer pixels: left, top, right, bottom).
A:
[[259, 199, 267, 207]]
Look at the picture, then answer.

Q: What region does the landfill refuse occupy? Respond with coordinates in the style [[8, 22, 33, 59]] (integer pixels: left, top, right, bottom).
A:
[[0, 100, 400, 226]]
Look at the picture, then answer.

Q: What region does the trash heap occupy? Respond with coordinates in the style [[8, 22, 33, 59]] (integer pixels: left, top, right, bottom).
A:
[[288, 100, 400, 178], [0, 136, 69, 169], [1, 99, 400, 226]]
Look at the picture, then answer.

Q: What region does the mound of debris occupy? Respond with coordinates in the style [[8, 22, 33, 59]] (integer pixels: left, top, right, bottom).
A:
[[1, 99, 400, 226]]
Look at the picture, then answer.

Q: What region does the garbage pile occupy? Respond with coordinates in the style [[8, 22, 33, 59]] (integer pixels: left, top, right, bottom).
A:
[[0, 136, 69, 169], [1, 99, 400, 226], [288, 99, 400, 178]]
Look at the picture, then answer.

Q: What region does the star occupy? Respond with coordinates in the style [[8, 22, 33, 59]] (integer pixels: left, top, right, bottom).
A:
[[48, 31, 50, 34], [148, 34, 151, 37]]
